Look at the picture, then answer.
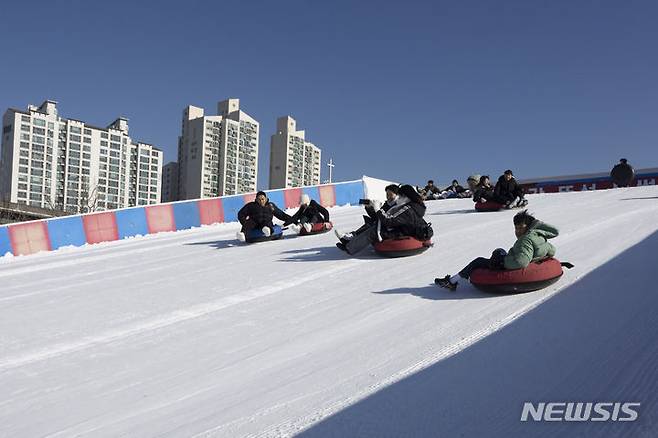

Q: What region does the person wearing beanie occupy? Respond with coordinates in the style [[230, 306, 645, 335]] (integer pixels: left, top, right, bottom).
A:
[[336, 184, 432, 255], [236, 191, 290, 241], [466, 174, 481, 193], [284, 194, 330, 233]]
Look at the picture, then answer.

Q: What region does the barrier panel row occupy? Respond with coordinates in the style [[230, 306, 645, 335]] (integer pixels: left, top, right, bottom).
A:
[[0, 179, 366, 257], [520, 168, 658, 194]]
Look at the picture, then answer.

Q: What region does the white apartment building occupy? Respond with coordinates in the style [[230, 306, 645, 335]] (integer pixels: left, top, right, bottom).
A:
[[269, 116, 321, 189], [177, 98, 259, 200], [0, 100, 163, 213]]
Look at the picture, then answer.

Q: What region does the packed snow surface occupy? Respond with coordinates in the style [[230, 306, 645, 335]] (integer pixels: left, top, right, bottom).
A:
[[1, 187, 657, 437]]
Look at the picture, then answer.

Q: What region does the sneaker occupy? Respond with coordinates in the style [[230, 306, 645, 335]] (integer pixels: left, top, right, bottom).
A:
[[236, 231, 246, 242], [336, 242, 348, 252], [262, 227, 271, 237], [434, 275, 458, 291]]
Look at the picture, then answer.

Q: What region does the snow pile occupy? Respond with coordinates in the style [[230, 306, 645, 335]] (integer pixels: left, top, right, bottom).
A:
[[1, 186, 657, 437]]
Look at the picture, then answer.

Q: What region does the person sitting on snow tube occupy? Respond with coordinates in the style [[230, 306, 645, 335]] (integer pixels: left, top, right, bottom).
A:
[[494, 169, 528, 209], [466, 174, 481, 196], [336, 184, 432, 255], [473, 175, 495, 203], [422, 180, 441, 200], [438, 179, 469, 199], [284, 194, 330, 234], [237, 191, 290, 242], [435, 210, 558, 291], [334, 184, 399, 241]]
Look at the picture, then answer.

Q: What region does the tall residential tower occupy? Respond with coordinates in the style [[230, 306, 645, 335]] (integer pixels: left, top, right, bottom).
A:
[[177, 99, 259, 200], [269, 116, 321, 189]]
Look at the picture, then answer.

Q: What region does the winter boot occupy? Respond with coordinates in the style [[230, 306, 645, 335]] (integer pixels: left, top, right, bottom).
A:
[[434, 275, 458, 291]]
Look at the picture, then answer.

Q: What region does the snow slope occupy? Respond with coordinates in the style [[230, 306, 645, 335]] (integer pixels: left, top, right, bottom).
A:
[[1, 187, 657, 437]]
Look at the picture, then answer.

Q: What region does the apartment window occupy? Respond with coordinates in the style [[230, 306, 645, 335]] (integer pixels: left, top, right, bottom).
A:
[[100, 140, 108, 147], [70, 143, 81, 151], [101, 132, 108, 139], [82, 160, 90, 168], [110, 142, 120, 150], [83, 145, 91, 152], [21, 133, 30, 141], [83, 137, 91, 144], [19, 166, 28, 173], [84, 129, 92, 135], [19, 158, 29, 165], [33, 118, 46, 127], [110, 135, 121, 142], [82, 153, 91, 160], [150, 165, 158, 171], [21, 115, 30, 122], [70, 134, 81, 142], [69, 159, 80, 166], [70, 126, 81, 134], [69, 151, 80, 159], [32, 127, 46, 135]]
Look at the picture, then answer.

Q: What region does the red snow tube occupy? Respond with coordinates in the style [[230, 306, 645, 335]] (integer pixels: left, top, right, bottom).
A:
[[475, 201, 505, 212], [373, 236, 432, 258], [470, 258, 564, 294], [299, 222, 333, 235]]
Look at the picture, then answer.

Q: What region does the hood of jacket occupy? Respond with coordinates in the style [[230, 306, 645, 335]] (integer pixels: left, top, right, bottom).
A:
[[527, 220, 559, 239]]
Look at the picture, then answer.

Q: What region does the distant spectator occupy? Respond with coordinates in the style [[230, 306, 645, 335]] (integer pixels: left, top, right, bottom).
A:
[[610, 158, 635, 187]]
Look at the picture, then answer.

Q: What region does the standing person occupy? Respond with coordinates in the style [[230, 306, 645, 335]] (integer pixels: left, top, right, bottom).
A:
[[285, 194, 330, 233], [423, 180, 441, 200], [494, 169, 527, 208], [337, 185, 431, 255], [610, 158, 635, 187], [435, 210, 558, 290], [237, 191, 290, 241]]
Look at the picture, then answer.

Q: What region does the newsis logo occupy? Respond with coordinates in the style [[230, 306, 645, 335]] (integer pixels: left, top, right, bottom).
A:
[[520, 402, 640, 422]]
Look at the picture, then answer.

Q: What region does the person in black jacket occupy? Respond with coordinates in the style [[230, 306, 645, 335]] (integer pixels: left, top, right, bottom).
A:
[[237, 191, 290, 241], [284, 194, 330, 233], [337, 185, 431, 255], [610, 158, 635, 187], [422, 180, 441, 200], [439, 180, 468, 199], [494, 170, 527, 208], [335, 184, 399, 241], [473, 175, 495, 203]]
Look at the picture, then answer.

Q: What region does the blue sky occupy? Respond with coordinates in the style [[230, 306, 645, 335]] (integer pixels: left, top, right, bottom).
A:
[[1, 0, 656, 187]]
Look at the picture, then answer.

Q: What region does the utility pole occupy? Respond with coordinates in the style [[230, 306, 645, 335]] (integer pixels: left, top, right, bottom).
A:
[[327, 158, 335, 183]]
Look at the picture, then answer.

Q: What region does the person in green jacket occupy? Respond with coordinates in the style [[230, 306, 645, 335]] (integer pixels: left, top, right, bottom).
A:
[[435, 210, 558, 291]]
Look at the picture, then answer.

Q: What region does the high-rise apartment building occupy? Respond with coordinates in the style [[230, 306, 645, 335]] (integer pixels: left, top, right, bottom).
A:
[[161, 161, 179, 203], [177, 98, 259, 200], [269, 116, 321, 189], [0, 100, 162, 213]]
